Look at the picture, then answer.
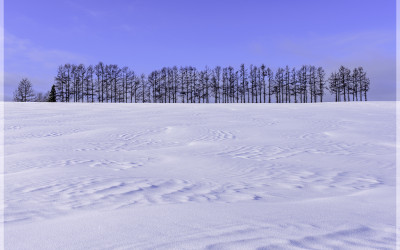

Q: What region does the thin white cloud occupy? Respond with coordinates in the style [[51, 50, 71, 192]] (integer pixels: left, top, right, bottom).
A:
[[65, 0, 106, 19], [5, 32, 87, 69], [4, 32, 89, 100]]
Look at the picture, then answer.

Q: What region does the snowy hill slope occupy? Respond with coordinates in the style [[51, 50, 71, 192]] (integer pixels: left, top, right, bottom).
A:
[[4, 102, 396, 249]]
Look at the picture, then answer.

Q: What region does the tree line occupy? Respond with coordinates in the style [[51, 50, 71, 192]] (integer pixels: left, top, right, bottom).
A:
[[13, 78, 56, 102], [14, 63, 370, 103]]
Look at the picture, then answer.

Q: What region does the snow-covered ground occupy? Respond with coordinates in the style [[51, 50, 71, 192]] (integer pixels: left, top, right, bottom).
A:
[[4, 102, 397, 249]]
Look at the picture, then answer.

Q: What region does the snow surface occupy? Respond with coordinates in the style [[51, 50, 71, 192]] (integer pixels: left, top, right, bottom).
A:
[[4, 102, 397, 249]]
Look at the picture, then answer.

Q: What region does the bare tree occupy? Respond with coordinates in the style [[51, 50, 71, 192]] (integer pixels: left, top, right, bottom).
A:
[[289, 67, 298, 103], [14, 78, 36, 102], [51, 63, 370, 104], [284, 66, 290, 103], [328, 71, 340, 102], [275, 68, 284, 103], [211, 66, 221, 103], [239, 64, 247, 103], [34, 91, 50, 102], [316, 67, 325, 102]]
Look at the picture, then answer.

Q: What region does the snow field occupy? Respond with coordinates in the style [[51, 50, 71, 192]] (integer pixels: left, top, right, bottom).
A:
[[4, 102, 397, 249]]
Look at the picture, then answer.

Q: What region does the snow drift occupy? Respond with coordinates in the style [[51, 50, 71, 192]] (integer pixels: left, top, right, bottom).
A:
[[4, 102, 396, 249]]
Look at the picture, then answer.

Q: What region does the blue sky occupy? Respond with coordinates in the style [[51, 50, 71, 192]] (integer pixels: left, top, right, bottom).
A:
[[4, 0, 396, 101]]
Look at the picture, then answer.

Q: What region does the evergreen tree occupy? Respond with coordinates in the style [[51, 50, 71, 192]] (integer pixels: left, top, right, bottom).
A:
[[48, 85, 57, 102]]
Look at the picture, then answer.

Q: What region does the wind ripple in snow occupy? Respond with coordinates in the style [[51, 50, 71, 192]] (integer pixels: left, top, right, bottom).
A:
[[4, 102, 396, 249]]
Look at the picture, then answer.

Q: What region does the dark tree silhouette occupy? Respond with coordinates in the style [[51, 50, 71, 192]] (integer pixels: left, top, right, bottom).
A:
[[316, 67, 326, 102], [47, 63, 370, 103], [48, 85, 57, 102], [14, 78, 36, 102]]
